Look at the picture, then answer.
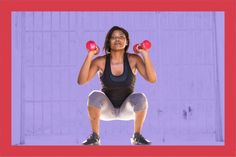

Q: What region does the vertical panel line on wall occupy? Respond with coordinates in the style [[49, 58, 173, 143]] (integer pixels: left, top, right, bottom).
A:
[[50, 12, 53, 135], [212, 12, 223, 142], [157, 12, 165, 143], [59, 12, 62, 135], [41, 12, 45, 135], [32, 12, 36, 136], [20, 12, 25, 145]]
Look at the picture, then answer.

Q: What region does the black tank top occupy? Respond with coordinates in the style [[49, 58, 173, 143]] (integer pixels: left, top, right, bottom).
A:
[[100, 53, 136, 108]]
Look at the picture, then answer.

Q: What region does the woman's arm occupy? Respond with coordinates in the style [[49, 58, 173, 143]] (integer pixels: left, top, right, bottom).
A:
[[77, 50, 100, 85], [135, 51, 157, 83]]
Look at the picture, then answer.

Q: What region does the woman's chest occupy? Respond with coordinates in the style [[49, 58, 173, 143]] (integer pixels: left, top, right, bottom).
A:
[[98, 55, 136, 77]]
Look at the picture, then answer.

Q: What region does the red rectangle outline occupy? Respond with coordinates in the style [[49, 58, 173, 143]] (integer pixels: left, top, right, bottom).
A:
[[0, 0, 235, 157]]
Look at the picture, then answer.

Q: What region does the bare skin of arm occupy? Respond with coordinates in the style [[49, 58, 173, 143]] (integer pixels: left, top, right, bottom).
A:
[[77, 48, 103, 85], [131, 49, 157, 83]]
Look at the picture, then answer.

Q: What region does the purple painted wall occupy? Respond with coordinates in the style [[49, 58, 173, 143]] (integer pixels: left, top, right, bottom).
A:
[[12, 12, 224, 145]]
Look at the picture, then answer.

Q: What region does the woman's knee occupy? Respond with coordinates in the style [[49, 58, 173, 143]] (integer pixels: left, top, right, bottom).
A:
[[87, 90, 106, 109], [130, 93, 148, 112]]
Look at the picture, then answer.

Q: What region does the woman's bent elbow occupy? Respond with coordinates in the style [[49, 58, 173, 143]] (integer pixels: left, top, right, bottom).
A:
[[149, 77, 157, 83], [77, 79, 86, 85]]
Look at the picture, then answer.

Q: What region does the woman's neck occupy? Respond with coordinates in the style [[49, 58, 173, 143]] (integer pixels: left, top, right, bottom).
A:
[[110, 51, 125, 64]]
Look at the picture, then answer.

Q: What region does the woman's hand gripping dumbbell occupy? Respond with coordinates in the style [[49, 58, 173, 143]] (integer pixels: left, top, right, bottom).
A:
[[133, 40, 152, 54]]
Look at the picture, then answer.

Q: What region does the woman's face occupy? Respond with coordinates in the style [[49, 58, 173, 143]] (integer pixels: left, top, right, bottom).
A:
[[109, 30, 127, 51]]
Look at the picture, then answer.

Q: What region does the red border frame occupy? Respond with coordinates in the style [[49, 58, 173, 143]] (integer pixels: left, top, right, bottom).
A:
[[0, 0, 235, 156]]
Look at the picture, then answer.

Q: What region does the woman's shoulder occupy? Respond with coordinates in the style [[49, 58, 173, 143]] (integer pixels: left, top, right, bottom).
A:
[[93, 55, 106, 72], [127, 52, 141, 61], [94, 54, 106, 61], [93, 54, 106, 66]]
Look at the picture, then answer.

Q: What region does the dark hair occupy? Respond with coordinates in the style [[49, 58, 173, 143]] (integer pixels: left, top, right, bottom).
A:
[[103, 26, 130, 54]]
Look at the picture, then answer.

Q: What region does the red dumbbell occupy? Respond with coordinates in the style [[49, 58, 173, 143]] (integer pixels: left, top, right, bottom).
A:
[[133, 40, 152, 53], [86, 40, 100, 54]]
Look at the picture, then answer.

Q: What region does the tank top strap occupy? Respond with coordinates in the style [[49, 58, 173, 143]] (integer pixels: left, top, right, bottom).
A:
[[124, 53, 134, 76], [104, 54, 110, 75]]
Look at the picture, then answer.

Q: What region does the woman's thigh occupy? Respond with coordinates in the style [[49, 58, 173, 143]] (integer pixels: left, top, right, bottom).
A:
[[87, 90, 118, 121], [118, 93, 148, 120]]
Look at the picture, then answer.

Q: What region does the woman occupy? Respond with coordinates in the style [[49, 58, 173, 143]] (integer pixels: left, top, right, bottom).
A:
[[78, 26, 157, 145]]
